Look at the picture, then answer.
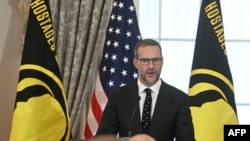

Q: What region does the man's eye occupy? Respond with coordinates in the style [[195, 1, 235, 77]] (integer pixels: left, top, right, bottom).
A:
[[141, 59, 149, 62]]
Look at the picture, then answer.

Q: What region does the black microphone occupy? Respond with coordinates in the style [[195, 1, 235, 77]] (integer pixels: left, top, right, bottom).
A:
[[128, 96, 141, 137]]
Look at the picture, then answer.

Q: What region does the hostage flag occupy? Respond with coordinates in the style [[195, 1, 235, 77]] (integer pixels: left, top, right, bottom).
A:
[[83, 0, 141, 139], [10, 0, 71, 140], [188, 0, 238, 141]]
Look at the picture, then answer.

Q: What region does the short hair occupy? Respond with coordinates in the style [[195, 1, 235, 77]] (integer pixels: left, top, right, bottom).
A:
[[134, 39, 162, 58]]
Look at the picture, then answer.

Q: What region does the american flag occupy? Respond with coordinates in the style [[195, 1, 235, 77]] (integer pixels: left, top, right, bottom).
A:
[[84, 0, 141, 139]]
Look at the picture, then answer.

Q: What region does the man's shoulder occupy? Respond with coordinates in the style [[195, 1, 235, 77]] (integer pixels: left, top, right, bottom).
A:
[[161, 81, 187, 96]]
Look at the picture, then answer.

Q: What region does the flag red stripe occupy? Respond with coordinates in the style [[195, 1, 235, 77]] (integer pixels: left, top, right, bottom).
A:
[[91, 90, 103, 124], [84, 122, 93, 139], [84, 89, 103, 139]]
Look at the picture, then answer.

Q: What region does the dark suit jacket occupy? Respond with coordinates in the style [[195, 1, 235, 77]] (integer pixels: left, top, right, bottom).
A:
[[96, 79, 195, 141]]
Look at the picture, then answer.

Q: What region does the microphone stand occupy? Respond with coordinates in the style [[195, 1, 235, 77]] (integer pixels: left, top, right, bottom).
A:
[[128, 96, 141, 137]]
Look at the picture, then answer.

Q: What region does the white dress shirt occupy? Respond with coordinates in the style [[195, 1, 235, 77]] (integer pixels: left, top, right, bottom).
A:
[[137, 79, 162, 120]]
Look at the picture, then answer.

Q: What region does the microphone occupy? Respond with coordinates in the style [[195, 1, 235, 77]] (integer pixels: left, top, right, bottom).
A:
[[128, 96, 141, 137]]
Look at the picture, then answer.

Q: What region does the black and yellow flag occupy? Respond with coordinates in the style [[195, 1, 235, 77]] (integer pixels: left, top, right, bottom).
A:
[[188, 0, 238, 141], [10, 0, 70, 140]]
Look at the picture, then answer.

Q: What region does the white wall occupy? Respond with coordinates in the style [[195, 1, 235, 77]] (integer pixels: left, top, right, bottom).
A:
[[0, 0, 23, 141]]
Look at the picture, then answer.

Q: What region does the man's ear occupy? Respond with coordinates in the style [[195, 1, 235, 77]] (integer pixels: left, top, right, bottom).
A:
[[133, 58, 138, 68]]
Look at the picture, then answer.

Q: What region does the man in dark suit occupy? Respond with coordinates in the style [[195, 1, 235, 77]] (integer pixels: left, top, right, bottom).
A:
[[96, 39, 195, 141]]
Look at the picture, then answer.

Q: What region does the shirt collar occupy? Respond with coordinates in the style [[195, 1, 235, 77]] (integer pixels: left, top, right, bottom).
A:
[[137, 79, 162, 94]]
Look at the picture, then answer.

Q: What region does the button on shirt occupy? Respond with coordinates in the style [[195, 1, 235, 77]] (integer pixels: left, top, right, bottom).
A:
[[137, 79, 162, 120]]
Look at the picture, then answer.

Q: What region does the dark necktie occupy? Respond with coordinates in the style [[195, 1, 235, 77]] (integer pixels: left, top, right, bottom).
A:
[[141, 88, 152, 134]]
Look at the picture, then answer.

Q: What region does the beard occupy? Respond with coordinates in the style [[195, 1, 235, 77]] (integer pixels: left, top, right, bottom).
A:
[[139, 69, 161, 87]]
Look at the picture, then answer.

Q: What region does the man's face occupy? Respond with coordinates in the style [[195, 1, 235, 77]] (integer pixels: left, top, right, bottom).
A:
[[133, 45, 163, 87]]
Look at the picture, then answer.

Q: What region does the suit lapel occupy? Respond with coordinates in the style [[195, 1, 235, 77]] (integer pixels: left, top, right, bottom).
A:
[[125, 81, 143, 134], [150, 82, 170, 132]]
